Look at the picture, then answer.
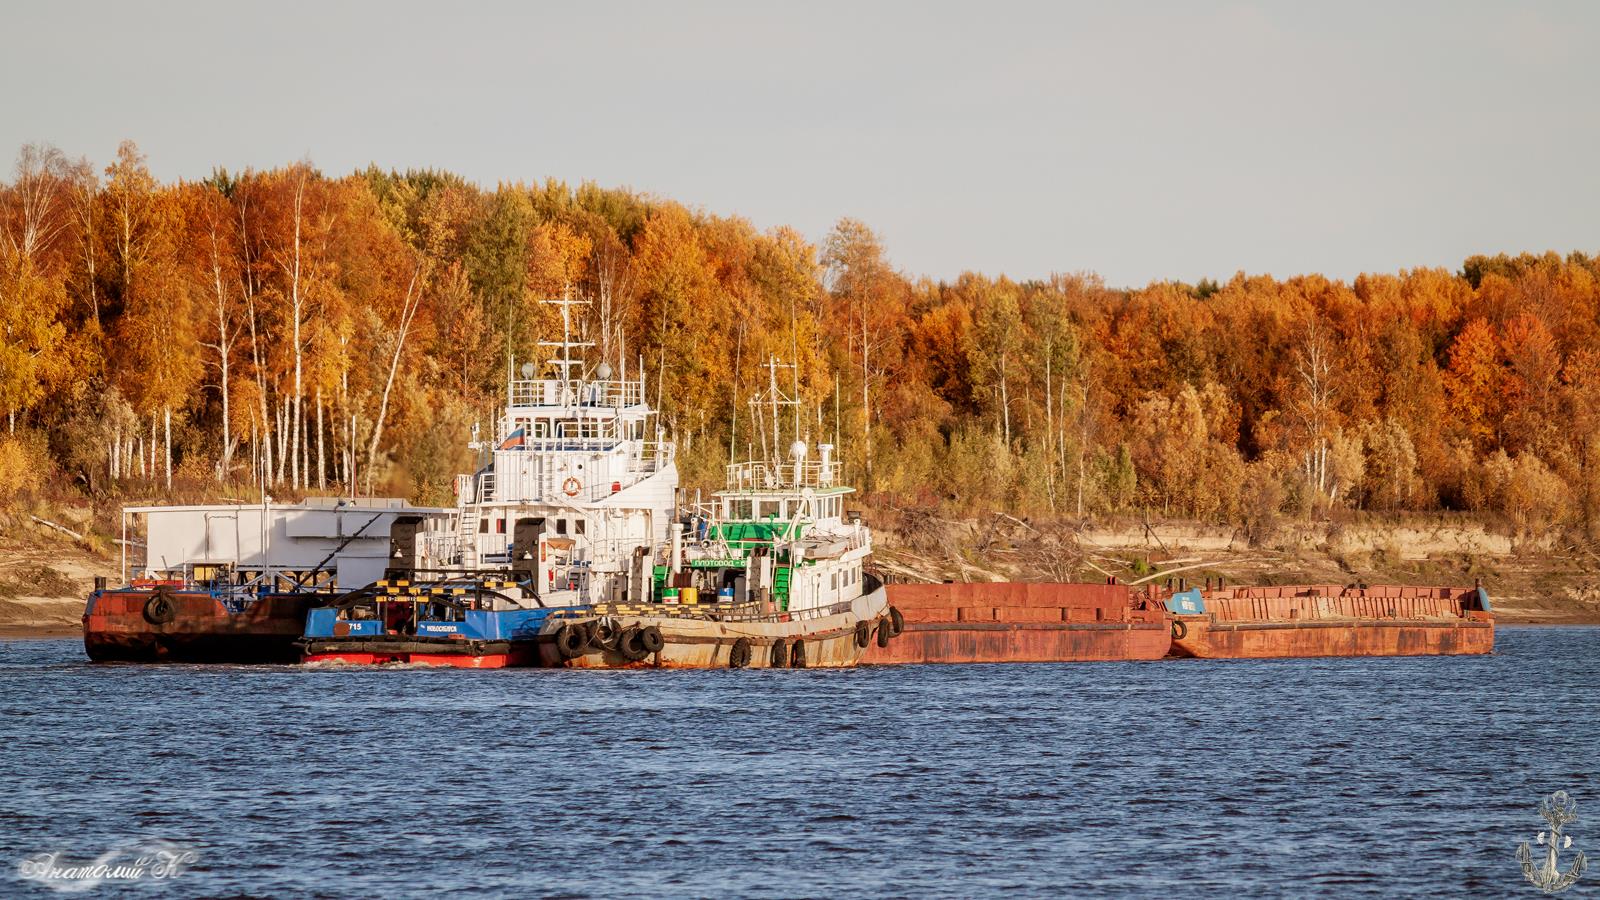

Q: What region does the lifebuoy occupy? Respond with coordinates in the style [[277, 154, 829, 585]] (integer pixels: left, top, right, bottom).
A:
[[143, 592, 177, 626], [729, 637, 752, 668], [562, 476, 582, 497], [1171, 620, 1188, 640]]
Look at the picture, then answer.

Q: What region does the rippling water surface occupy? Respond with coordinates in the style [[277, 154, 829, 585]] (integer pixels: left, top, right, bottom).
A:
[[3, 626, 1597, 897]]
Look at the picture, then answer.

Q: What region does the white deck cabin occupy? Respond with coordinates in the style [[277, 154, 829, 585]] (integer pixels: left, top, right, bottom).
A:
[[123, 497, 451, 592]]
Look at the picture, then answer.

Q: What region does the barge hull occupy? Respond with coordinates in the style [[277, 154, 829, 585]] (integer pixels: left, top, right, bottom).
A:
[[866, 620, 1169, 664], [861, 583, 1170, 664], [83, 590, 316, 664], [1170, 617, 1493, 659], [1166, 584, 1494, 659]]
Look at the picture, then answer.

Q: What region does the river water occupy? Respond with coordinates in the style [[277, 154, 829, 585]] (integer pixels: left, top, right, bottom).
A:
[[2, 626, 1596, 897]]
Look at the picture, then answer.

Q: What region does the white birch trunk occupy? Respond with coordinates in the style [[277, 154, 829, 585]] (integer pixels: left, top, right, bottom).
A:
[[316, 388, 325, 490], [365, 265, 423, 495]]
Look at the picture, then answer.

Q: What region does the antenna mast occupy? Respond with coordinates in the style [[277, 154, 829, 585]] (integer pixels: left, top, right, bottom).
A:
[[753, 355, 800, 469], [539, 287, 593, 408]]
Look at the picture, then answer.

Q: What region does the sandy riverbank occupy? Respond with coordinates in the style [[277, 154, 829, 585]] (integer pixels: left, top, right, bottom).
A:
[[4, 511, 1600, 641]]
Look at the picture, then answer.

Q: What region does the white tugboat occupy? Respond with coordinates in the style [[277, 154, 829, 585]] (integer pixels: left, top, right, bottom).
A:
[[299, 297, 680, 666], [540, 367, 900, 668]]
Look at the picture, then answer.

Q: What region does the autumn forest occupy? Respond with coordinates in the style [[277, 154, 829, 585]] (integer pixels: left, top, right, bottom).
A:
[[1, 141, 1596, 541]]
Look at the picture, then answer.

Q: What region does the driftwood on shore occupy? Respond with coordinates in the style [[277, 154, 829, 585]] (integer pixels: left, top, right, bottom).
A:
[[29, 516, 84, 541]]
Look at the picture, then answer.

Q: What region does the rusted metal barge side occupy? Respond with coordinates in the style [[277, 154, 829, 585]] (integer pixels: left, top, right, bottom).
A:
[[84, 587, 318, 664], [1164, 583, 1494, 659], [860, 582, 1170, 665]]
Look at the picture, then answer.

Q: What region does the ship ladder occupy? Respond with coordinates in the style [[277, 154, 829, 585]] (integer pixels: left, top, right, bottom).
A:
[[458, 507, 481, 568]]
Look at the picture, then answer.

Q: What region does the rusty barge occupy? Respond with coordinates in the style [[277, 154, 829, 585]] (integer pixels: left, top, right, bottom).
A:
[[859, 581, 1171, 664], [1161, 582, 1494, 659], [852, 578, 1493, 665]]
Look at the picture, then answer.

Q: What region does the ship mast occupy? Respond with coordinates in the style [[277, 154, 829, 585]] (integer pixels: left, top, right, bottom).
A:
[[539, 288, 593, 409], [755, 355, 801, 481]]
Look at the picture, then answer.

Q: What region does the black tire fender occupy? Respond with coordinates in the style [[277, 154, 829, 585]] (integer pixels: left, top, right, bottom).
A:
[[589, 621, 611, 649], [618, 627, 649, 662], [789, 638, 807, 669], [770, 638, 789, 668], [143, 592, 177, 626], [876, 618, 891, 648], [1171, 619, 1188, 640], [730, 637, 752, 669], [888, 606, 905, 636], [854, 620, 870, 648], [554, 623, 587, 659], [638, 625, 665, 654]]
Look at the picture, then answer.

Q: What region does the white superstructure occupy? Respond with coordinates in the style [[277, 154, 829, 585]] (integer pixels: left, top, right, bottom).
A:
[[414, 296, 679, 606]]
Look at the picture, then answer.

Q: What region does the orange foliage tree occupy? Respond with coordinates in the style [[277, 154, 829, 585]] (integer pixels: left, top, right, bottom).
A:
[[6, 141, 1600, 538]]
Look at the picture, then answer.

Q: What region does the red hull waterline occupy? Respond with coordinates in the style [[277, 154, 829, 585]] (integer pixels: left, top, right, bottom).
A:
[[301, 650, 526, 668], [297, 639, 542, 668]]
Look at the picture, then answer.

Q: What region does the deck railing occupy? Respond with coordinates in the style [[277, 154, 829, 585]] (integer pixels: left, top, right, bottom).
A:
[[724, 460, 837, 491], [508, 378, 644, 409]]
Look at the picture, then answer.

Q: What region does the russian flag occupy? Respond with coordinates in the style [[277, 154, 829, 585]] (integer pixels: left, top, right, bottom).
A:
[[499, 427, 526, 449]]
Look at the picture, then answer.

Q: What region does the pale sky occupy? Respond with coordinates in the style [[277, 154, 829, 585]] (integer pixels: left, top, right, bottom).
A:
[[5, 1, 1596, 287]]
